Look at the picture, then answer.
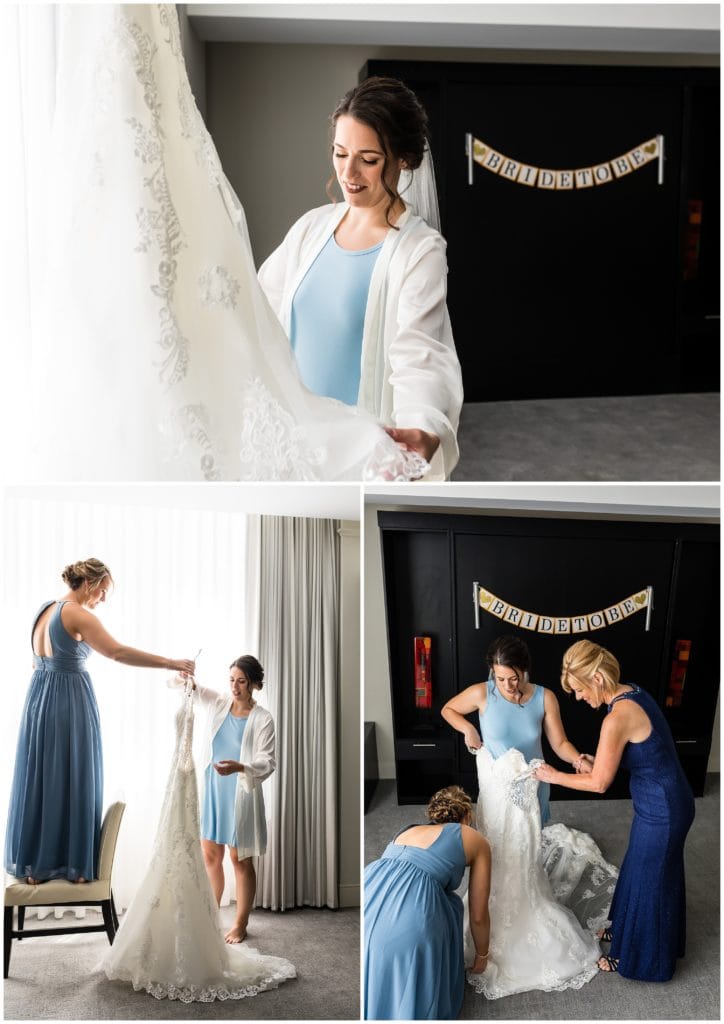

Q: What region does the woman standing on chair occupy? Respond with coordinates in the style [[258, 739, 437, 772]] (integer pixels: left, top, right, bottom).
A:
[[177, 656, 275, 944], [535, 639, 695, 981], [258, 76, 463, 480], [4, 559, 195, 885]]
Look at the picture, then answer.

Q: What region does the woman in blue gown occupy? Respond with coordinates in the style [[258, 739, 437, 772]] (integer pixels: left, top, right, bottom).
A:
[[535, 639, 695, 981], [5, 558, 195, 883], [364, 786, 491, 1020], [442, 635, 594, 824]]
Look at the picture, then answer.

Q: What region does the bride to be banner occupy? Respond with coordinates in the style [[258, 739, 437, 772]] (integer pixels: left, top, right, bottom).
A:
[[465, 133, 664, 189], [472, 583, 654, 634]]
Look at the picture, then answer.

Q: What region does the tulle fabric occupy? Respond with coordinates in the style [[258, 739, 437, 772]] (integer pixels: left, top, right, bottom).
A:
[[466, 747, 607, 999], [28, 4, 427, 482], [101, 684, 295, 1001]]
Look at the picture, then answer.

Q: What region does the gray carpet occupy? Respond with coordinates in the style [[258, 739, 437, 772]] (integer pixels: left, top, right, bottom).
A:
[[452, 393, 720, 481], [3, 904, 359, 1020], [365, 776, 720, 1020]]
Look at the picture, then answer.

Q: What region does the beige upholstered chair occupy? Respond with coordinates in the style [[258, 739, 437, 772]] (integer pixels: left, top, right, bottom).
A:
[[4, 801, 125, 978]]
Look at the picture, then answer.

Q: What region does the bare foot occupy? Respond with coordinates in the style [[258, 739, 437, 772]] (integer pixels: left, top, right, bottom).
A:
[[73, 877, 87, 884], [598, 955, 619, 973], [25, 876, 41, 885], [224, 925, 246, 944], [596, 927, 613, 942]]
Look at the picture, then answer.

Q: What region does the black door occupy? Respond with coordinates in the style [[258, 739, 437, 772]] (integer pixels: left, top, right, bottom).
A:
[[452, 526, 676, 799]]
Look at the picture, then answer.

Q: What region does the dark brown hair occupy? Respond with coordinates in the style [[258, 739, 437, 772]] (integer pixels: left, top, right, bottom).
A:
[[230, 655, 264, 690], [327, 76, 430, 228]]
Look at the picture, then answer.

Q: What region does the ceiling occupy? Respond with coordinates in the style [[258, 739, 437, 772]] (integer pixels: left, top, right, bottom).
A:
[[186, 4, 720, 54]]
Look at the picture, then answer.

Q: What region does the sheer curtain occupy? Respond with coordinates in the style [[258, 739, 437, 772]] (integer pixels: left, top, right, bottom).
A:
[[1, 490, 257, 911], [254, 516, 339, 909]]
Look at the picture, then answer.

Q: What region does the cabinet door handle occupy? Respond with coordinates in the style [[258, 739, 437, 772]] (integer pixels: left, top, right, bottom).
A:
[[412, 743, 437, 747], [675, 739, 698, 745]]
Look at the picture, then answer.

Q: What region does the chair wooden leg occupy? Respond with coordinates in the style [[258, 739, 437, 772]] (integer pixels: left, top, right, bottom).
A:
[[17, 905, 25, 938], [101, 900, 115, 944], [110, 893, 119, 932], [4, 906, 12, 979]]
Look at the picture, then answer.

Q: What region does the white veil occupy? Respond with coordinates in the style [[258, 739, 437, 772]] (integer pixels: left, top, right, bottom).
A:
[[398, 144, 441, 232], [15, 4, 427, 482]]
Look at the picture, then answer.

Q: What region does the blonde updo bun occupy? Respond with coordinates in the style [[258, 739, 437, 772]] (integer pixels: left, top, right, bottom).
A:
[[62, 558, 113, 593], [426, 785, 473, 825], [561, 639, 621, 700]]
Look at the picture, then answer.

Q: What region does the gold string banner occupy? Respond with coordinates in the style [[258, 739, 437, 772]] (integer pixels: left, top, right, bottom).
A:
[[472, 584, 654, 634], [465, 133, 664, 189]]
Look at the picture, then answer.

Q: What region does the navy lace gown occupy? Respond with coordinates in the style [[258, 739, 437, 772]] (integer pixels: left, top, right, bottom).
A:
[[607, 686, 695, 981]]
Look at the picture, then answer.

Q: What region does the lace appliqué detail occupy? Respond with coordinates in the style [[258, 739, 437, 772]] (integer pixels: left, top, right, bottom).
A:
[[239, 378, 327, 480], [165, 404, 223, 481], [363, 439, 429, 482], [199, 266, 240, 310], [117, 11, 190, 387]]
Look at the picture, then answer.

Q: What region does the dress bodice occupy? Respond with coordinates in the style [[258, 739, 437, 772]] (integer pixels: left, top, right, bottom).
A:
[[379, 822, 466, 892], [32, 601, 92, 672], [479, 678, 545, 763]]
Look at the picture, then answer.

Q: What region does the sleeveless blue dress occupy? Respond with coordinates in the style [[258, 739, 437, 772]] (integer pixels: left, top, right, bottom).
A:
[[364, 822, 467, 1020], [606, 686, 695, 981], [4, 601, 103, 881], [480, 677, 550, 823], [201, 712, 247, 846]]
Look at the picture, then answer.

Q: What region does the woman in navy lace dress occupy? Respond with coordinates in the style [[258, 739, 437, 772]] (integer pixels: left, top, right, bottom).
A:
[[535, 640, 695, 981]]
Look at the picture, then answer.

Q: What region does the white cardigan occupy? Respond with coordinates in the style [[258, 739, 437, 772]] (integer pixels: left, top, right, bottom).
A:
[[258, 203, 464, 480], [170, 678, 275, 859]]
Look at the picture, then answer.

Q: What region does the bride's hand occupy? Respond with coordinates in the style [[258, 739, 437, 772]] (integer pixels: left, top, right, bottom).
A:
[[214, 760, 243, 776], [384, 427, 440, 464], [463, 726, 483, 751], [469, 951, 488, 974], [577, 754, 594, 774]]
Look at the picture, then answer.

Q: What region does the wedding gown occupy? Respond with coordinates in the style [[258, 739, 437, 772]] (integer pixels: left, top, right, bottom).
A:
[[102, 683, 295, 1001], [22, 4, 426, 482], [466, 747, 617, 1000]]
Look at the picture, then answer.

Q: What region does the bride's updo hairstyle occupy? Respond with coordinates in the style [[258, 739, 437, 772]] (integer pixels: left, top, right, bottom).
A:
[[426, 785, 473, 825], [327, 76, 430, 228], [62, 558, 113, 593], [561, 640, 621, 701], [230, 655, 264, 691], [486, 635, 532, 701]]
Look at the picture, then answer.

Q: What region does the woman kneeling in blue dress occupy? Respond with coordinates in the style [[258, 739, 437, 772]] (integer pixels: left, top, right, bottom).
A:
[[364, 786, 491, 1020], [535, 639, 695, 981], [174, 656, 275, 944]]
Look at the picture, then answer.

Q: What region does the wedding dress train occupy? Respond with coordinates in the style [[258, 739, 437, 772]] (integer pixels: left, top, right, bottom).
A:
[[24, 4, 426, 482], [102, 684, 295, 1001], [466, 747, 617, 1000]]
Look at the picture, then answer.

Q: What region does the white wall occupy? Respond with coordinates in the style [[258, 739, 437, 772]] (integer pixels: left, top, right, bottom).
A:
[[205, 40, 718, 263], [364, 491, 720, 778], [339, 521, 361, 906]]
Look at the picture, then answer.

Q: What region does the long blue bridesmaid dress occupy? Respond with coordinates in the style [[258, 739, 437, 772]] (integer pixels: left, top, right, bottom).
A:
[[4, 601, 103, 881], [364, 822, 467, 1020], [607, 686, 695, 981]]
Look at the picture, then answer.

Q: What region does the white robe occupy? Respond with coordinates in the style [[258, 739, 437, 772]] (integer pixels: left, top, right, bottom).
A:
[[169, 678, 275, 859], [258, 203, 464, 480]]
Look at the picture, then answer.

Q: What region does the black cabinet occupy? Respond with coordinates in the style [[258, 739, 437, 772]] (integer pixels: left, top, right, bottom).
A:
[[364, 60, 720, 402], [379, 510, 719, 804]]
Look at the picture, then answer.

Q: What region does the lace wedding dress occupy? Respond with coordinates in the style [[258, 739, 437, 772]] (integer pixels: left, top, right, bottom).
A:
[[466, 747, 617, 1000], [102, 684, 295, 1001], [23, 4, 426, 482]]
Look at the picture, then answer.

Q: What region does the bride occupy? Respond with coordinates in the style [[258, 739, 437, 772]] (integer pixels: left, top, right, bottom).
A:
[[102, 680, 295, 1002], [8, 4, 433, 482]]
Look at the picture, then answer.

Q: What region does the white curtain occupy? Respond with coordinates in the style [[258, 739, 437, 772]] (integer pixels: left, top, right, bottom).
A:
[[254, 516, 339, 909], [1, 490, 257, 911]]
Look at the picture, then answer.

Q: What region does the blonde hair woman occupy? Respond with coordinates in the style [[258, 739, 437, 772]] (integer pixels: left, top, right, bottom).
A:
[[535, 639, 695, 980], [4, 559, 195, 885], [364, 786, 490, 1019]]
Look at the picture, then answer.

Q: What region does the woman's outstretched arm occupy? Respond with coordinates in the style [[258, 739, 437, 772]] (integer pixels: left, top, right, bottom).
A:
[[63, 603, 194, 673], [463, 825, 491, 973], [542, 690, 592, 772], [535, 703, 640, 794]]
